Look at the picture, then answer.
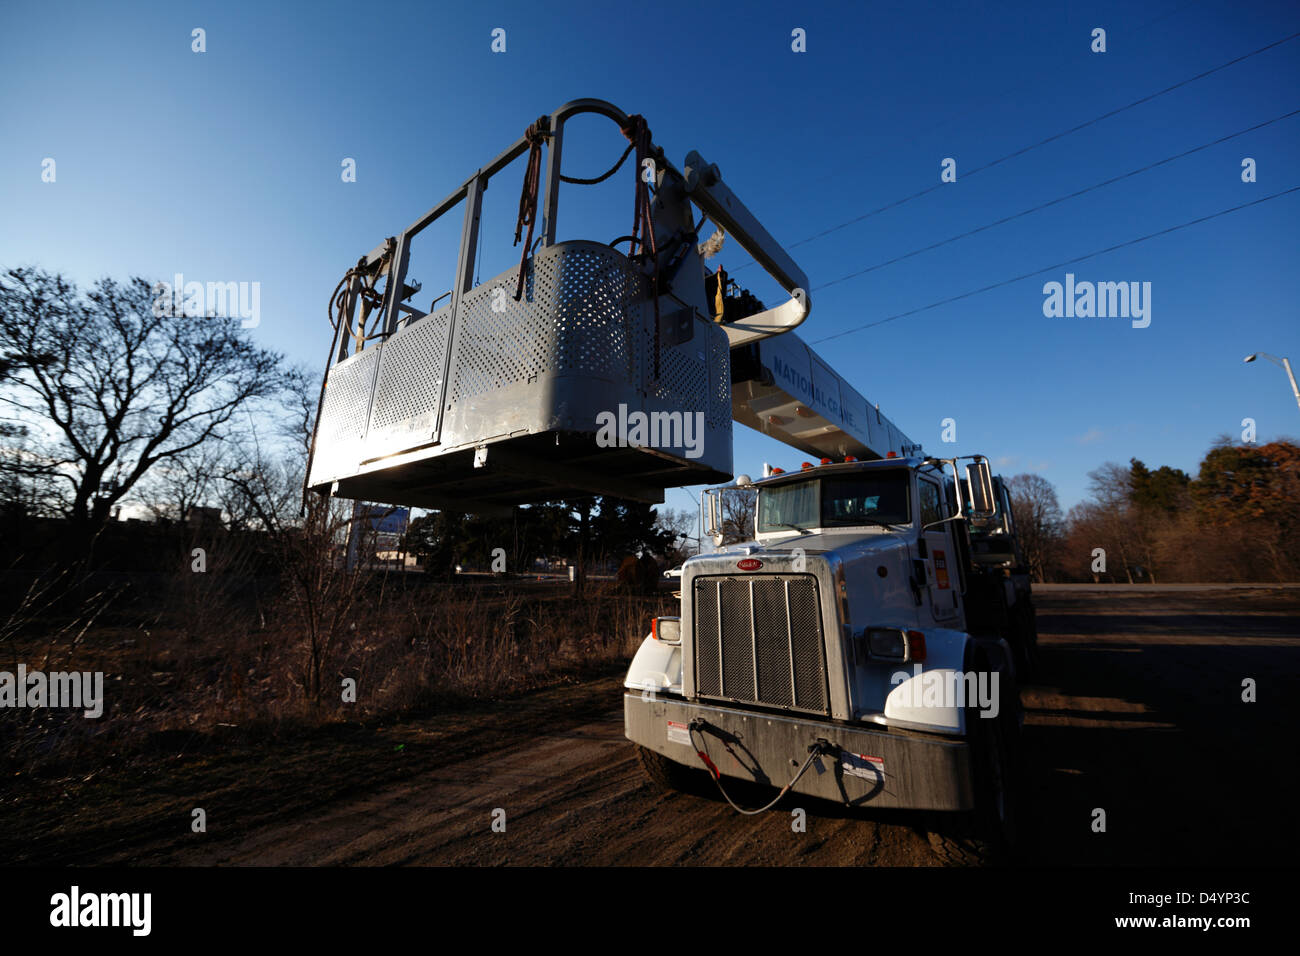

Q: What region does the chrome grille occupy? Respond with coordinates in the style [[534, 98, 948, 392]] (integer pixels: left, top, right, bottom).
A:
[[693, 575, 827, 714]]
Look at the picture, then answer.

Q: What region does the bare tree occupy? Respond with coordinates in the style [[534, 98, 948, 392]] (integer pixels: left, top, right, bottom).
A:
[[1004, 473, 1064, 583], [212, 366, 356, 704], [212, 367, 324, 533], [0, 267, 287, 555], [221, 435, 304, 535], [0, 423, 63, 518], [135, 441, 226, 525], [717, 486, 758, 545], [1084, 462, 1141, 583], [1062, 501, 1111, 582], [656, 507, 699, 563]]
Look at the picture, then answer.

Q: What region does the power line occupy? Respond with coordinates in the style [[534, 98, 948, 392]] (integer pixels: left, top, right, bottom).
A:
[[810, 185, 1300, 345], [815, 108, 1300, 290], [736, 29, 1300, 268], [800, 0, 1219, 192]]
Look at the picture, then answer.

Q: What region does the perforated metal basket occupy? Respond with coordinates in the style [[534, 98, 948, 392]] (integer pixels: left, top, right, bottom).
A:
[[309, 240, 732, 511]]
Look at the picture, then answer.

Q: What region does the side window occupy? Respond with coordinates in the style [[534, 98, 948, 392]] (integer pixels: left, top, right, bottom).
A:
[[999, 484, 1015, 532], [919, 480, 943, 526]]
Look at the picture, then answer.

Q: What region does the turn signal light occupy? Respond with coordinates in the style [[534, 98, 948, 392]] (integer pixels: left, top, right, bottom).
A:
[[863, 628, 927, 662], [652, 617, 682, 644]]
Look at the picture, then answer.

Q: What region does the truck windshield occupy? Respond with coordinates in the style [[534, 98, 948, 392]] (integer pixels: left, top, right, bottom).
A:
[[757, 471, 912, 533]]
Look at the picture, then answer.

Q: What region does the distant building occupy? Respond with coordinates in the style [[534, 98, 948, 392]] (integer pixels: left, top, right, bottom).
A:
[[185, 506, 224, 531], [363, 505, 409, 534], [348, 503, 413, 568]]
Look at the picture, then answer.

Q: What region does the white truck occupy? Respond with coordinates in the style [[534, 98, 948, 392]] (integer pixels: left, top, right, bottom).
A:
[[624, 454, 1037, 863], [304, 97, 1037, 863]]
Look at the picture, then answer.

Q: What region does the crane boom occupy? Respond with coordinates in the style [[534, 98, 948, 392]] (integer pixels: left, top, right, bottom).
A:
[[730, 331, 921, 463]]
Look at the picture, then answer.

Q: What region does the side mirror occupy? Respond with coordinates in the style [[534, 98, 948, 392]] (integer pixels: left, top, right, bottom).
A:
[[703, 487, 722, 546], [966, 459, 996, 519]]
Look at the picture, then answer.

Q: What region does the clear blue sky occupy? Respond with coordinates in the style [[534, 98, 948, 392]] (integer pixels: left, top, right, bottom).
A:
[[2, 0, 1297, 520]]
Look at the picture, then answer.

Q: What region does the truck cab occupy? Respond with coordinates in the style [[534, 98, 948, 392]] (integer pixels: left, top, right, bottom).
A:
[[624, 455, 1034, 862]]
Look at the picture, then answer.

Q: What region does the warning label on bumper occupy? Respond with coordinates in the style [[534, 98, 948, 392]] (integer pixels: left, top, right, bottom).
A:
[[667, 720, 691, 746], [841, 752, 885, 780]]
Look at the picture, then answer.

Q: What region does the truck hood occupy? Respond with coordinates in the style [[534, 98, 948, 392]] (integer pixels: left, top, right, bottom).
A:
[[706, 531, 920, 628]]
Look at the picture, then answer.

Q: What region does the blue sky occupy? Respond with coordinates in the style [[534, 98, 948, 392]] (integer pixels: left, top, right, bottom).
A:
[[2, 0, 1297, 523]]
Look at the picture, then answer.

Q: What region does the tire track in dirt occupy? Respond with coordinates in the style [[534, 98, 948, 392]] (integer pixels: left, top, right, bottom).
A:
[[163, 715, 935, 866], [11, 587, 1296, 866]]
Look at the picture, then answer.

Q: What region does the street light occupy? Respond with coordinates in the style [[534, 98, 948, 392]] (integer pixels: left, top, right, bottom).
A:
[[1243, 352, 1300, 414]]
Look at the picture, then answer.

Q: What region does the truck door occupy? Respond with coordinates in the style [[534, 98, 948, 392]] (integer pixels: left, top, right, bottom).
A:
[[917, 477, 961, 624]]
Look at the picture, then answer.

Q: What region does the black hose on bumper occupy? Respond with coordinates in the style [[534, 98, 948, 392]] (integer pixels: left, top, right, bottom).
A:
[[688, 718, 836, 816]]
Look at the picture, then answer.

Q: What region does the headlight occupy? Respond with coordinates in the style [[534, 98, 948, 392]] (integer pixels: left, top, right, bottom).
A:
[[861, 627, 926, 662], [652, 617, 681, 644]]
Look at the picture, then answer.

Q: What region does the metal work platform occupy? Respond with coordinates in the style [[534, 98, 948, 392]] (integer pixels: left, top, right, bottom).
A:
[[306, 99, 812, 511], [310, 239, 734, 510]]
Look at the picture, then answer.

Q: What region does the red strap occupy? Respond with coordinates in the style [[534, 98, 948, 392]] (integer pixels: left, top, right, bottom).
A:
[[620, 115, 662, 378], [513, 117, 549, 300], [696, 750, 721, 780]]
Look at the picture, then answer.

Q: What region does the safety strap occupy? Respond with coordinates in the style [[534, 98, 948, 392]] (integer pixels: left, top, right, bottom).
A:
[[620, 114, 662, 378], [513, 116, 549, 300]]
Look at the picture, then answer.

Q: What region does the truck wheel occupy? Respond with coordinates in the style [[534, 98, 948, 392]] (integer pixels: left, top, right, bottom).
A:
[[1010, 602, 1039, 684], [1015, 627, 1038, 684], [926, 701, 1021, 866], [636, 745, 702, 793]]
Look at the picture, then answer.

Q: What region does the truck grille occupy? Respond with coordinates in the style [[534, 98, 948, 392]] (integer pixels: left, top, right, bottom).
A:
[[692, 575, 828, 714]]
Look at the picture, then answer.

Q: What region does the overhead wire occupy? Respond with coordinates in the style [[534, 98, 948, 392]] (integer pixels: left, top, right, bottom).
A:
[[799, 0, 1222, 192], [813, 108, 1300, 291], [810, 185, 1300, 344], [730, 29, 1300, 269]]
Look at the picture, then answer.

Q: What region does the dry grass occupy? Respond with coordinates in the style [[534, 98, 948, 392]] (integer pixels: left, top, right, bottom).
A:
[[1, 561, 675, 781]]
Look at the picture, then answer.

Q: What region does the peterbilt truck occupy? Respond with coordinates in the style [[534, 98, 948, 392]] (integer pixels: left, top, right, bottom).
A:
[[624, 454, 1037, 864], [303, 97, 1036, 864]]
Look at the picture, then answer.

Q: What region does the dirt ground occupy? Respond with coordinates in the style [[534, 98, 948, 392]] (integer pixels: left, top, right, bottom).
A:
[[3, 585, 1296, 866]]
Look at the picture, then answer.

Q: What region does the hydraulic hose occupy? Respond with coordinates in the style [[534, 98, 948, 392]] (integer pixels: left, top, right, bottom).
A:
[[688, 719, 833, 816]]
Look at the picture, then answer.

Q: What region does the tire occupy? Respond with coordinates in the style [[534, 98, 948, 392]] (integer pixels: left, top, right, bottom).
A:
[[927, 689, 1022, 866], [1009, 600, 1039, 684], [1015, 623, 1038, 684], [1023, 599, 1039, 651], [636, 745, 703, 793]]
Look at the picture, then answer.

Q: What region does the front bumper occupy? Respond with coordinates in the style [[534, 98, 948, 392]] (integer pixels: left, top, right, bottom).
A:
[[625, 693, 974, 811]]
